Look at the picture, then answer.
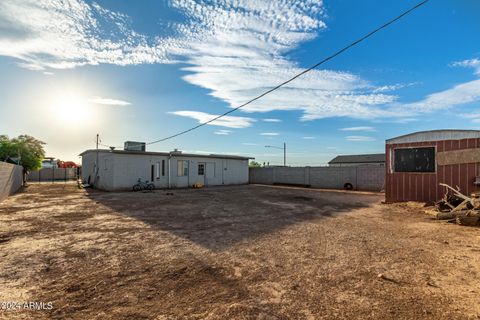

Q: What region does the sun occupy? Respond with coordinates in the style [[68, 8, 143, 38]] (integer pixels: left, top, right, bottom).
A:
[[49, 92, 92, 125]]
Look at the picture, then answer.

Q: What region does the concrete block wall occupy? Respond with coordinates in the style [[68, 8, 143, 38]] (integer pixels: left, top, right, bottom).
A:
[[28, 168, 77, 182], [249, 165, 385, 192], [309, 167, 357, 189], [0, 162, 23, 202], [356, 166, 385, 191]]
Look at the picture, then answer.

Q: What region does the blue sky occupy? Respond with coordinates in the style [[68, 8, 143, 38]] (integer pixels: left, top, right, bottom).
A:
[[0, 0, 479, 165]]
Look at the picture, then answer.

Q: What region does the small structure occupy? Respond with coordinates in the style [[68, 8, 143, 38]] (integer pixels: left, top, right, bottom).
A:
[[385, 130, 480, 203], [328, 153, 385, 167], [41, 157, 58, 168], [80, 148, 252, 191]]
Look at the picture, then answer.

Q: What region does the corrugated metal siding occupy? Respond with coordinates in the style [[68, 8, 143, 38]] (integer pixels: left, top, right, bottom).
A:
[[385, 138, 480, 203]]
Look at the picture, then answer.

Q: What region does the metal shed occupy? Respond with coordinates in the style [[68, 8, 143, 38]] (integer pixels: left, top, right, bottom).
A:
[[385, 130, 480, 203]]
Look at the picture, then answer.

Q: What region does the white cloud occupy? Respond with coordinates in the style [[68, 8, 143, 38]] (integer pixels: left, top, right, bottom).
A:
[[242, 142, 259, 146], [302, 136, 315, 139], [451, 58, 480, 75], [459, 112, 480, 123], [340, 126, 376, 132], [263, 118, 282, 123], [168, 0, 401, 120], [345, 136, 375, 142], [170, 111, 255, 128], [0, 0, 401, 121], [389, 118, 418, 124], [371, 82, 417, 93], [214, 129, 232, 135], [43, 71, 54, 76], [394, 58, 480, 114], [260, 132, 279, 136], [0, 0, 174, 70], [396, 79, 480, 112], [90, 97, 131, 106], [9, 0, 477, 123]]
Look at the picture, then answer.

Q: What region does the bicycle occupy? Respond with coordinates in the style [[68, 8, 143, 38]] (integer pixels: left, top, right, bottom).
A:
[[132, 178, 155, 192]]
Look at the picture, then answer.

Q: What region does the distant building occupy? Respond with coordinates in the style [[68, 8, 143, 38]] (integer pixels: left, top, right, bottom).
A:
[[328, 153, 385, 167], [80, 147, 252, 191], [386, 129, 480, 203], [41, 157, 58, 168]]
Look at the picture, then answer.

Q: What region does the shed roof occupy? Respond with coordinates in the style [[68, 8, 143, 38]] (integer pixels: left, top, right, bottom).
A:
[[328, 153, 385, 164], [79, 149, 253, 160], [386, 130, 480, 144]]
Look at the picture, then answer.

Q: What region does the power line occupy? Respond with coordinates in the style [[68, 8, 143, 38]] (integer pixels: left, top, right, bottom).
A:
[[108, 0, 429, 149]]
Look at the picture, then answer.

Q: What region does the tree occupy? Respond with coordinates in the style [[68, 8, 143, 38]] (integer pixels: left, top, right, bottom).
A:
[[249, 161, 261, 168], [0, 135, 45, 170]]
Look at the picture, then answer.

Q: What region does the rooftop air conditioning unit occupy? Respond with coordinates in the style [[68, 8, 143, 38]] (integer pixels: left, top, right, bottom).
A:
[[124, 141, 146, 152]]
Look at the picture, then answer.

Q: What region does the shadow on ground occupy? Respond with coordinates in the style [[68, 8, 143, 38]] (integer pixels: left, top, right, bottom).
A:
[[86, 185, 378, 250]]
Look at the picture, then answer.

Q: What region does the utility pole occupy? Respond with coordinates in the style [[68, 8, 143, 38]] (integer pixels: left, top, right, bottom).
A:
[[265, 142, 287, 167], [94, 134, 99, 187]]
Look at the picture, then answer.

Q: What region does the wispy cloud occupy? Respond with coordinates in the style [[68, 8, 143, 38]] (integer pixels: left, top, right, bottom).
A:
[[459, 112, 480, 123], [90, 97, 131, 106], [0, 0, 401, 121], [371, 82, 417, 93], [391, 117, 418, 124], [171, 0, 398, 121], [451, 58, 480, 75], [5, 0, 475, 123], [394, 58, 480, 114], [242, 142, 259, 146], [262, 118, 282, 123], [260, 132, 279, 136], [0, 0, 174, 70], [396, 79, 480, 112], [43, 71, 54, 76], [170, 111, 255, 128], [302, 136, 315, 139], [345, 136, 375, 142], [339, 126, 376, 132], [214, 129, 232, 135]]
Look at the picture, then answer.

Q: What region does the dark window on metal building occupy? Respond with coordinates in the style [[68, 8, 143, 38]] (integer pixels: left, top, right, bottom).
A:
[[394, 147, 435, 172]]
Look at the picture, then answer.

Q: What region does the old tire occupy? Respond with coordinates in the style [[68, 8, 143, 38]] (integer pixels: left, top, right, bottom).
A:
[[344, 183, 353, 190]]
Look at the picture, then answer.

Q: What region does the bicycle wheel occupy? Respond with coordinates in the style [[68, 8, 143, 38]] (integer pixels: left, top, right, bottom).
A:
[[146, 183, 155, 191], [133, 184, 142, 192]]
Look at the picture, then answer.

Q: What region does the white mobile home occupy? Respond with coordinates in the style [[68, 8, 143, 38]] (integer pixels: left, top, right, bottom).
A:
[[80, 149, 252, 191]]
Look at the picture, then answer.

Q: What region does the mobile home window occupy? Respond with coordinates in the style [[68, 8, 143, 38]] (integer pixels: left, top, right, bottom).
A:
[[198, 163, 205, 175], [161, 160, 165, 176], [155, 162, 160, 179], [394, 147, 435, 172], [177, 160, 189, 176]]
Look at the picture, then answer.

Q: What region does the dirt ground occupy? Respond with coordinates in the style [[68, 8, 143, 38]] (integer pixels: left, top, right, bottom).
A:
[[0, 183, 479, 320]]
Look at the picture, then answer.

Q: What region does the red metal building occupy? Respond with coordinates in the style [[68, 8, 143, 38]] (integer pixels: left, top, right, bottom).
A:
[[385, 130, 480, 203]]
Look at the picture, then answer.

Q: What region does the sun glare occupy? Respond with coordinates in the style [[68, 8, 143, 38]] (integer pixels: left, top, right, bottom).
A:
[[49, 92, 92, 125]]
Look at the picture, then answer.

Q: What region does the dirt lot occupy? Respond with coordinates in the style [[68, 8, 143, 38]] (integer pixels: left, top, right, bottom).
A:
[[0, 183, 479, 319]]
